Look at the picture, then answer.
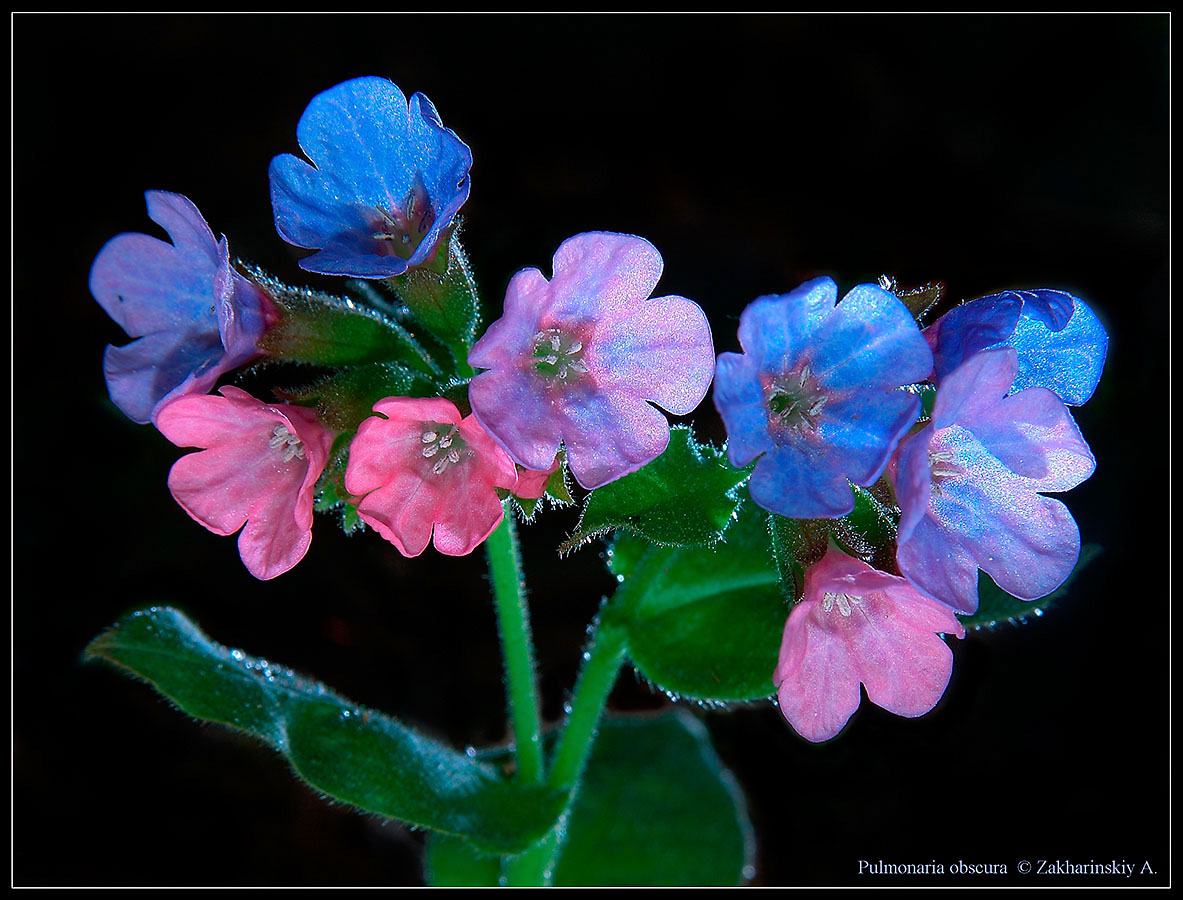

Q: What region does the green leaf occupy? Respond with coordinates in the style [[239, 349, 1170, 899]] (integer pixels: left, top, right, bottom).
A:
[[425, 712, 755, 887], [84, 607, 566, 855], [424, 835, 503, 887], [553, 712, 754, 886], [277, 362, 435, 434], [245, 266, 439, 374], [385, 233, 481, 373], [957, 544, 1102, 631], [559, 427, 749, 554], [606, 531, 650, 581], [606, 501, 786, 701]]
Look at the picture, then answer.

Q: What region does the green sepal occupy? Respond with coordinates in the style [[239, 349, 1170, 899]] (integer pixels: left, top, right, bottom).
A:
[[384, 231, 481, 376], [894, 280, 944, 323], [768, 482, 901, 601], [314, 439, 364, 535], [957, 544, 1102, 631], [425, 712, 755, 887], [276, 362, 435, 434], [513, 452, 575, 521], [559, 427, 749, 554], [84, 607, 566, 855], [604, 500, 786, 702], [244, 266, 439, 374]]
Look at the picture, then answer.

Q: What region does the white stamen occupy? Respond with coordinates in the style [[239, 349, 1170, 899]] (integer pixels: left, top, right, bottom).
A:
[[422, 443, 440, 458], [269, 425, 305, 463], [421, 430, 437, 443], [822, 591, 862, 617]]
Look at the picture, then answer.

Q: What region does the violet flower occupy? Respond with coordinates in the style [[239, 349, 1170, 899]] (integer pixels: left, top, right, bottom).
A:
[[344, 397, 519, 557], [774, 545, 965, 743], [89, 191, 271, 424], [713, 277, 932, 519], [269, 76, 472, 279], [892, 348, 1097, 614], [925, 288, 1108, 406], [156, 387, 335, 580], [467, 232, 715, 490]]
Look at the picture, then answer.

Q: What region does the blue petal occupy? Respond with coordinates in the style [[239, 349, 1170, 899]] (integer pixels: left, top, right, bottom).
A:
[[749, 440, 857, 519], [818, 389, 921, 487], [736, 277, 836, 375], [713, 352, 773, 467], [930, 294, 1023, 382], [809, 283, 932, 393], [1008, 295, 1108, 405]]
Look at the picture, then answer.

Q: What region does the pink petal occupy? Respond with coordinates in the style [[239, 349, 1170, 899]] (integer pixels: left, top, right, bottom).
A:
[[547, 232, 664, 321]]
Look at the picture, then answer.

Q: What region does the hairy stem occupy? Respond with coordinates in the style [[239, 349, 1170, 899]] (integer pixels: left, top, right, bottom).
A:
[[486, 506, 544, 785]]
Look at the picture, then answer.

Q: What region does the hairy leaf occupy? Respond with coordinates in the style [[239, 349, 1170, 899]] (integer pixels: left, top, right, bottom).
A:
[[85, 607, 565, 854], [560, 427, 748, 554]]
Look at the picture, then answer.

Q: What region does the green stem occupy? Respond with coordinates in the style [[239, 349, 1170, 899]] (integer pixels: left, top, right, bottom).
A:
[[502, 612, 627, 887], [548, 614, 628, 792], [486, 506, 544, 785]]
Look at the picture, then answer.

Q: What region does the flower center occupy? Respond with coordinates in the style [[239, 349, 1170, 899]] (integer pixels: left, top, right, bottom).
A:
[[269, 424, 306, 463], [821, 591, 862, 617], [928, 449, 963, 497], [420, 423, 470, 475], [766, 365, 827, 432], [370, 180, 435, 260], [531, 328, 589, 384]]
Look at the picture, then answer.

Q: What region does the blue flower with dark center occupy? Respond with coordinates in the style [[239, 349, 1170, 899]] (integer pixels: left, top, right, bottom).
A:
[[714, 277, 932, 519], [925, 288, 1108, 406], [269, 76, 472, 279]]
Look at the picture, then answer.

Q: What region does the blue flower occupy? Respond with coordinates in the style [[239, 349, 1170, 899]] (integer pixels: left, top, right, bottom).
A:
[[89, 191, 272, 424], [891, 348, 1096, 613], [269, 76, 472, 279], [713, 277, 933, 519], [925, 288, 1108, 406]]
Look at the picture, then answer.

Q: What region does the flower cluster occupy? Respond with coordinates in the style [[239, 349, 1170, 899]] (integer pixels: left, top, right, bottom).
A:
[[90, 77, 713, 579], [715, 279, 1106, 740], [89, 74, 1106, 750]]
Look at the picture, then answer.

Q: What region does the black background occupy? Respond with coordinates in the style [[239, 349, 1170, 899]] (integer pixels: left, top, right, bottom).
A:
[[13, 13, 1169, 887]]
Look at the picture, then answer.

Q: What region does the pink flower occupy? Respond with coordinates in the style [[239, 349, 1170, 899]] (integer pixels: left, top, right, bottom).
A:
[[467, 232, 715, 490], [774, 546, 965, 742], [344, 397, 519, 557], [156, 386, 335, 580]]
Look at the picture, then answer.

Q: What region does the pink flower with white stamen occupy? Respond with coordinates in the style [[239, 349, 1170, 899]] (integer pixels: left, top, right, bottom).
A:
[[156, 386, 335, 580], [774, 545, 965, 742], [345, 397, 519, 557]]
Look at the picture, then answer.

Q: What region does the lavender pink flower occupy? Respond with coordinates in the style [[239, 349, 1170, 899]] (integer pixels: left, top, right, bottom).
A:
[[156, 386, 335, 580], [774, 545, 965, 742], [344, 397, 519, 557], [467, 232, 715, 490], [892, 348, 1097, 613]]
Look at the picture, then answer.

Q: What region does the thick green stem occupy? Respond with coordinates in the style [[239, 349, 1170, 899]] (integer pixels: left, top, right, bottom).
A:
[[486, 507, 544, 785]]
